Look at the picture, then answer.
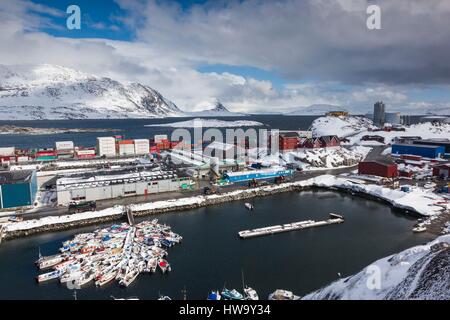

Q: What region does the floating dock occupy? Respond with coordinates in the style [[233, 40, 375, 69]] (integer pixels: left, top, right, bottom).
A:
[[238, 213, 344, 239]]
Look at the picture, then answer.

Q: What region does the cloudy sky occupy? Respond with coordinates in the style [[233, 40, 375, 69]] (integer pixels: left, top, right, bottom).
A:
[[1, 0, 450, 114]]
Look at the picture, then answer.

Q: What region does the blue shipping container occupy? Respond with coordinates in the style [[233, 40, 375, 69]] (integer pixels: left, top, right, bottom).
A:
[[391, 144, 445, 159]]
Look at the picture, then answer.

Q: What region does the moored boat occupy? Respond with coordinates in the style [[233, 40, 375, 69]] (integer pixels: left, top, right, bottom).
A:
[[37, 270, 62, 283], [96, 271, 117, 287], [207, 291, 222, 300], [244, 286, 259, 300], [221, 288, 244, 300], [244, 203, 254, 211], [268, 289, 300, 300], [119, 269, 139, 287], [158, 259, 171, 273]]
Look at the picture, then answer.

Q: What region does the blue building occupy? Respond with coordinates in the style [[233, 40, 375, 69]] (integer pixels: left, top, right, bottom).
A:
[[391, 144, 445, 159], [0, 170, 38, 209], [223, 167, 293, 183]]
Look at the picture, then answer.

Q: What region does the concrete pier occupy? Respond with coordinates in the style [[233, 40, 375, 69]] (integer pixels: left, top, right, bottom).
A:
[[238, 214, 344, 239]]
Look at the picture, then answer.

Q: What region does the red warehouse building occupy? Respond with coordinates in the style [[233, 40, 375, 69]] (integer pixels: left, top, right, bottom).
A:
[[358, 161, 398, 178], [433, 164, 450, 178], [278, 132, 300, 151]]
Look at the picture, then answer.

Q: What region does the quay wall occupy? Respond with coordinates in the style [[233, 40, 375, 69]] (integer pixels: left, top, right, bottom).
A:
[[1, 176, 431, 241]]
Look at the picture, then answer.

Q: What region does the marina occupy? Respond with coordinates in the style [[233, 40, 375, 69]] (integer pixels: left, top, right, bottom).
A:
[[238, 213, 345, 239], [35, 219, 181, 289], [0, 191, 433, 299]]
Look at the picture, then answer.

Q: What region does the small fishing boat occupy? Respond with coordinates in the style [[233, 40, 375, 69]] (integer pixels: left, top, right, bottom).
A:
[[38, 256, 65, 270], [207, 291, 222, 300], [158, 259, 171, 273], [244, 287, 259, 300], [75, 270, 95, 287], [157, 295, 171, 300], [36, 270, 62, 283], [120, 269, 140, 287], [147, 258, 157, 273], [96, 271, 117, 287], [244, 203, 254, 211], [268, 289, 300, 300], [60, 270, 83, 284], [221, 288, 244, 300]]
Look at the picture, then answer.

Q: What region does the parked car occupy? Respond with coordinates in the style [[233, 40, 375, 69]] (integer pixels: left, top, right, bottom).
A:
[[68, 201, 97, 214]]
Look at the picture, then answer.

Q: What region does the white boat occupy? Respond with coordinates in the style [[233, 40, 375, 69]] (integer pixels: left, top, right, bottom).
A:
[[413, 226, 427, 233], [244, 203, 254, 211], [147, 258, 157, 273], [120, 269, 139, 287], [96, 271, 117, 287], [75, 270, 95, 287], [158, 259, 171, 273], [60, 270, 82, 283], [36, 270, 62, 283], [244, 287, 259, 300], [268, 289, 300, 300], [38, 256, 64, 270]]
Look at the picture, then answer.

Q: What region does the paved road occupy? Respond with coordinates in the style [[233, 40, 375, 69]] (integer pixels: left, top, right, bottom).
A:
[[17, 146, 385, 221]]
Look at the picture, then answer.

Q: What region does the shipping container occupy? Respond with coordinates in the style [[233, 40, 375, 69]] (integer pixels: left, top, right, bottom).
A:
[[16, 156, 29, 163], [134, 139, 150, 155], [0, 147, 15, 156], [55, 141, 74, 150], [97, 137, 116, 157], [154, 134, 168, 143]]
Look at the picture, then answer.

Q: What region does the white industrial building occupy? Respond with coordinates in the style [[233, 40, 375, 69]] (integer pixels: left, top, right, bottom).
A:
[[56, 168, 193, 205], [97, 137, 116, 157]]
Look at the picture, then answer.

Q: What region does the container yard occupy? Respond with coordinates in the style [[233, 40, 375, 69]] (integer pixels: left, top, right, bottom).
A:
[[35, 219, 182, 288]]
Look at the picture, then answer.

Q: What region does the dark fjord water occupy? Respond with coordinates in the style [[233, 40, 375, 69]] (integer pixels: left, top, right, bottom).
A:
[[0, 191, 432, 300], [0, 115, 320, 148]]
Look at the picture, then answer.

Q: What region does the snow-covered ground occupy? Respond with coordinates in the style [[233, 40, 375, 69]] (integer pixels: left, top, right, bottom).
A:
[[311, 116, 374, 138], [311, 116, 450, 145], [251, 146, 371, 170], [303, 235, 450, 300], [3, 174, 448, 235], [348, 122, 450, 145], [145, 118, 264, 128]]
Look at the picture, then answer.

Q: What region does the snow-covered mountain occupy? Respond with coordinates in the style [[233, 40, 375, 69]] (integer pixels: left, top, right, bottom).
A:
[[187, 101, 247, 117], [303, 235, 450, 300], [0, 64, 183, 120]]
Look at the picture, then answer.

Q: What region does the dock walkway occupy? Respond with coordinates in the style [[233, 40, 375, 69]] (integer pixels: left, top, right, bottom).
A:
[[238, 214, 344, 239]]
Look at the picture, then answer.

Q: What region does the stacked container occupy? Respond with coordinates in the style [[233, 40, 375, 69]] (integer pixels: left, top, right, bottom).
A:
[[97, 137, 116, 157], [134, 139, 150, 155]]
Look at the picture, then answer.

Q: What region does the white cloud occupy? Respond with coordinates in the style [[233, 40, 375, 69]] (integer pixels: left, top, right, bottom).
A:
[[0, 0, 449, 115]]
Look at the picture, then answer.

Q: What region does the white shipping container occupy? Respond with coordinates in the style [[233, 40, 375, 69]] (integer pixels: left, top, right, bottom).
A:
[[119, 144, 135, 156], [76, 149, 96, 155], [0, 147, 15, 156], [154, 135, 168, 143], [55, 141, 74, 150], [16, 156, 29, 163], [97, 137, 116, 157], [134, 139, 150, 155]]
